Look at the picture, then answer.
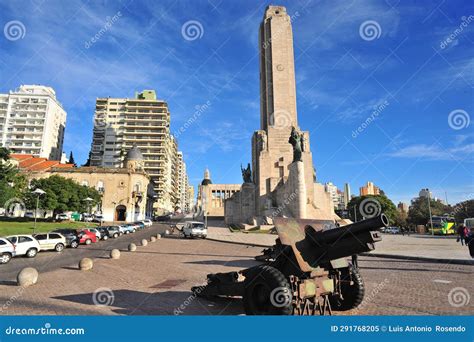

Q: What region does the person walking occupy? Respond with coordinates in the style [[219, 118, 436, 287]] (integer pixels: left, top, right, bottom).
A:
[[457, 224, 465, 246], [463, 225, 470, 246]]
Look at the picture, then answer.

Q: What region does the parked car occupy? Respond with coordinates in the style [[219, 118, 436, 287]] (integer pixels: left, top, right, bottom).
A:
[[83, 228, 101, 240], [32, 233, 67, 252], [92, 214, 105, 223], [77, 230, 98, 245], [0, 237, 16, 264], [82, 213, 93, 222], [51, 229, 80, 248], [143, 219, 153, 227], [100, 226, 121, 239], [96, 227, 110, 240], [56, 213, 69, 221], [156, 214, 171, 222], [6, 235, 41, 258], [385, 227, 400, 234], [182, 221, 207, 238], [135, 222, 145, 230], [118, 225, 135, 234], [24, 212, 35, 218]]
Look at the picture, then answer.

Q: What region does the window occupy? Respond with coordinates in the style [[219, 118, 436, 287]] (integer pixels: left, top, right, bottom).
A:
[[0, 240, 6, 245], [18, 236, 32, 243], [49, 234, 61, 239], [35, 234, 47, 240], [8, 237, 17, 244]]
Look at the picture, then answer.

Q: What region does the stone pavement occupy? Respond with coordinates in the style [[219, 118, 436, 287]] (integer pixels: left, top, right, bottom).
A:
[[0, 233, 472, 316], [207, 225, 474, 264]]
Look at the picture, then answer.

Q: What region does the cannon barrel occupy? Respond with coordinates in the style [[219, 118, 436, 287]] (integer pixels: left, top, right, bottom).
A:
[[311, 214, 389, 244], [301, 214, 388, 264]]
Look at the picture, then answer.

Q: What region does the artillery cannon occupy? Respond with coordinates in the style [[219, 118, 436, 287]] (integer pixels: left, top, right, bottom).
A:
[[192, 214, 389, 315]]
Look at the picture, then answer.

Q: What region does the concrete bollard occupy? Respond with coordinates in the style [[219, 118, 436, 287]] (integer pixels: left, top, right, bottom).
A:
[[150, 236, 157, 242], [110, 249, 120, 259], [156, 234, 161, 239], [79, 258, 93, 271], [164, 229, 170, 236], [128, 243, 137, 252], [17, 267, 39, 287], [141, 239, 148, 247]]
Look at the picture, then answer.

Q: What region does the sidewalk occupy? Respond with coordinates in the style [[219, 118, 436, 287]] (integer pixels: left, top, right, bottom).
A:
[[207, 226, 474, 265]]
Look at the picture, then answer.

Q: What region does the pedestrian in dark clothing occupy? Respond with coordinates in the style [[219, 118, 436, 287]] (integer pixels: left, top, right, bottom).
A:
[[457, 225, 465, 246]]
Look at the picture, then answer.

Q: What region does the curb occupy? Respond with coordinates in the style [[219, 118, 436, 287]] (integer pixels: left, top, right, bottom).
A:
[[361, 252, 474, 265], [207, 236, 474, 265]]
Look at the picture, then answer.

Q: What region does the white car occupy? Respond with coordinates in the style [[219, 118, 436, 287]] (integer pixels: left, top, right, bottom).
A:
[[93, 214, 105, 223], [6, 235, 41, 258], [142, 219, 153, 227], [0, 238, 15, 264], [56, 213, 69, 221], [32, 233, 67, 252], [385, 227, 400, 234], [182, 221, 207, 239], [83, 213, 93, 222]]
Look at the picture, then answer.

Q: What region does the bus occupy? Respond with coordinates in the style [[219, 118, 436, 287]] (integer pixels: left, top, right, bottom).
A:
[[427, 215, 456, 235]]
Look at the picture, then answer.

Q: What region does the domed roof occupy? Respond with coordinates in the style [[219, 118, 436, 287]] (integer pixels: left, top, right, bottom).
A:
[[201, 168, 212, 185], [125, 145, 144, 161]]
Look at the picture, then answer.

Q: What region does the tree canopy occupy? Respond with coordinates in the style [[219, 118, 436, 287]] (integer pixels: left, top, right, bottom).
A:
[[0, 146, 28, 207], [407, 196, 450, 226], [347, 194, 399, 225], [25, 175, 102, 215]]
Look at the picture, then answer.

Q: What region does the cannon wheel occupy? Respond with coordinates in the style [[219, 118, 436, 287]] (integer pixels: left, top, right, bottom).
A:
[[243, 265, 293, 315], [330, 266, 365, 311]]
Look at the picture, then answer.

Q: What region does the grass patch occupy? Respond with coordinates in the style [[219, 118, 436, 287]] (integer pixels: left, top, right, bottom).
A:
[[0, 219, 98, 236]]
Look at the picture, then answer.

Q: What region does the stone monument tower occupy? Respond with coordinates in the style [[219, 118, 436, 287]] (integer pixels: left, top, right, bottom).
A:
[[252, 5, 316, 218]]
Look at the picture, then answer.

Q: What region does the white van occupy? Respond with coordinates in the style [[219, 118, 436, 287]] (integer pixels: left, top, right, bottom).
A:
[[182, 221, 207, 239]]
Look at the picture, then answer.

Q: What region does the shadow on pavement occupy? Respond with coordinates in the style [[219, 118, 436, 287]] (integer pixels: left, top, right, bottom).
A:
[[184, 259, 260, 268], [53, 289, 243, 315]]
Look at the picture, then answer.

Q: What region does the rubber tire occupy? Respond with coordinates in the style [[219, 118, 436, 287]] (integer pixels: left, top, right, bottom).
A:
[[0, 253, 12, 264], [71, 241, 79, 248], [103, 236, 108, 241], [55, 243, 65, 252], [26, 248, 38, 258], [113, 233, 119, 238], [330, 266, 365, 311], [243, 265, 293, 315], [85, 239, 92, 245]]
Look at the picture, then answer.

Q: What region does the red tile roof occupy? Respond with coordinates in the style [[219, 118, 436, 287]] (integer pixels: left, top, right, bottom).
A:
[[9, 154, 74, 172]]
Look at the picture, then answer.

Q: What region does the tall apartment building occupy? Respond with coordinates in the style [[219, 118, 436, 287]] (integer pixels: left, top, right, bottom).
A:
[[343, 183, 351, 209], [359, 181, 380, 196], [324, 182, 342, 210], [0, 85, 66, 160], [89, 90, 187, 214]]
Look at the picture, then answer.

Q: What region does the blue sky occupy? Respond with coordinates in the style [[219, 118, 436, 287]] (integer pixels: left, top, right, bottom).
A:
[[0, 0, 473, 205]]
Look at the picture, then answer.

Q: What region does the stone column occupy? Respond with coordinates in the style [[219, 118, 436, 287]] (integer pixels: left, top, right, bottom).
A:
[[288, 161, 307, 219]]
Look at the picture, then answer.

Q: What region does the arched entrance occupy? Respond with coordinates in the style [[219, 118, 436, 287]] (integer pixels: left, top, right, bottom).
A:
[[115, 205, 127, 221]]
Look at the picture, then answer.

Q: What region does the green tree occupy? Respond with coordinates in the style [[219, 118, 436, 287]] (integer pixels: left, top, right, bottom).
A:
[[0, 146, 28, 207], [452, 199, 474, 223], [68, 151, 77, 167], [407, 197, 449, 226], [347, 194, 398, 224], [25, 175, 102, 217]]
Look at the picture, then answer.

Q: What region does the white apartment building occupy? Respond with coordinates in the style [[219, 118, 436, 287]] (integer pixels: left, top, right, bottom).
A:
[[89, 90, 189, 215], [0, 85, 66, 160]]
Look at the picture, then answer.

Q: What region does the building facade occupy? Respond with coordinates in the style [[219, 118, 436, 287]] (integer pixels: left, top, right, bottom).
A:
[[0, 85, 66, 160], [197, 169, 241, 218], [11, 147, 154, 222], [360, 181, 380, 196], [89, 90, 188, 215]]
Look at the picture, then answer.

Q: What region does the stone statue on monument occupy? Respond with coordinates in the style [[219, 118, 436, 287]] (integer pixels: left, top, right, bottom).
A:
[[241, 163, 252, 183], [288, 126, 305, 162]]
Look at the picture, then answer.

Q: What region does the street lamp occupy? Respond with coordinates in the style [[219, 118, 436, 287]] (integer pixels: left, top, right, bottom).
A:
[[427, 191, 434, 236], [84, 197, 93, 215], [32, 188, 45, 234]]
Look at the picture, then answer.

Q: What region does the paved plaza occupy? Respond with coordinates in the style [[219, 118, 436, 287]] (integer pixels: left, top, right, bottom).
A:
[[0, 225, 472, 316]]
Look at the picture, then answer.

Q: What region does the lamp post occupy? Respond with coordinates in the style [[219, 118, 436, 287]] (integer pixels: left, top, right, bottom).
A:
[[427, 191, 434, 236], [84, 197, 93, 225], [202, 192, 208, 228], [32, 188, 45, 234]]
